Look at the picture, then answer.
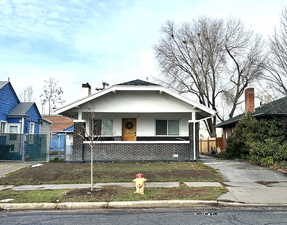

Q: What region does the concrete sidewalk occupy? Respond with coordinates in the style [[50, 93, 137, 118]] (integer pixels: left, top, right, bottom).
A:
[[200, 155, 287, 204], [2, 182, 223, 191], [5, 180, 287, 204]]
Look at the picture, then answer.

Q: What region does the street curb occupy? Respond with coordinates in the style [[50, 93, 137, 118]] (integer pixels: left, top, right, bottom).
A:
[[108, 200, 217, 208], [1, 200, 287, 210], [217, 201, 287, 207]]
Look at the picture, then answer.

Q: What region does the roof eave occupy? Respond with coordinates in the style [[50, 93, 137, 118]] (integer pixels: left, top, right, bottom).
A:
[[55, 85, 216, 117], [7, 114, 27, 118]]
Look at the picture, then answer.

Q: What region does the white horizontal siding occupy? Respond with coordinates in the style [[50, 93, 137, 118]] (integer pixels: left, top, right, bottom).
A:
[[78, 91, 197, 113]]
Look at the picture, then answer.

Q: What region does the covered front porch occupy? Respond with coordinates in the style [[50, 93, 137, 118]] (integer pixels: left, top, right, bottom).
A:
[[70, 112, 201, 162]]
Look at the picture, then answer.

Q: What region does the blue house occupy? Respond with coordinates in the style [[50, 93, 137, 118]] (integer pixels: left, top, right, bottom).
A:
[[0, 81, 42, 134]]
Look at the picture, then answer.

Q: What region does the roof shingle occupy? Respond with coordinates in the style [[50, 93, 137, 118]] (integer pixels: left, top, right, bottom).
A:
[[217, 96, 287, 128], [117, 79, 159, 86], [44, 115, 74, 132], [8, 102, 34, 116]]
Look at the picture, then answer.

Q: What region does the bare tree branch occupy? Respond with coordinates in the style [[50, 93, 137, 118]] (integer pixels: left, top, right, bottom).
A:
[[264, 8, 287, 96], [155, 18, 266, 137]]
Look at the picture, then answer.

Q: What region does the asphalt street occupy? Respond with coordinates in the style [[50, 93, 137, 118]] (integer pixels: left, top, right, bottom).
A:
[[0, 208, 287, 225]]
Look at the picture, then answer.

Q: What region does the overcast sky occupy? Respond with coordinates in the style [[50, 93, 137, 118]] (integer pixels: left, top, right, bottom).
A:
[[0, 0, 286, 109]]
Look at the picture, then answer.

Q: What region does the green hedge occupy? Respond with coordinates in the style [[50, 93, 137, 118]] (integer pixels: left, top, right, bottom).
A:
[[223, 114, 287, 166]]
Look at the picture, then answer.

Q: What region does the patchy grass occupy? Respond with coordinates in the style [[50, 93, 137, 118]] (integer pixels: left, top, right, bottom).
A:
[[0, 190, 67, 203], [0, 162, 223, 185], [0, 186, 227, 203], [64, 186, 227, 202]]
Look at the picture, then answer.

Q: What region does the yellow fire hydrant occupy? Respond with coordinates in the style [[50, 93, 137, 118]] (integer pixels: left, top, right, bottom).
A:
[[133, 173, 147, 194]]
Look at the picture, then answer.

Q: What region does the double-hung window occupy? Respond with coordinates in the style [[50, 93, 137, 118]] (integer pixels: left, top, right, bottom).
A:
[[29, 122, 35, 134], [92, 119, 113, 136], [0, 121, 6, 133], [156, 120, 179, 135], [9, 124, 19, 134]]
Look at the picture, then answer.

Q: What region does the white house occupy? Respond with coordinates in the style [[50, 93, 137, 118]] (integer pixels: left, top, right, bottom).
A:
[[55, 79, 215, 161]]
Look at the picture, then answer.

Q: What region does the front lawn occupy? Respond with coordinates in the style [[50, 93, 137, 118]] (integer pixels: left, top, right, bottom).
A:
[[0, 162, 223, 185], [0, 186, 227, 203]]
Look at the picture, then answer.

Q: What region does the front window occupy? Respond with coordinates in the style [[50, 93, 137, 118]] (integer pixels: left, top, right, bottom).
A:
[[29, 122, 35, 134], [92, 119, 113, 136], [156, 120, 179, 135], [9, 125, 19, 134], [0, 122, 6, 133]]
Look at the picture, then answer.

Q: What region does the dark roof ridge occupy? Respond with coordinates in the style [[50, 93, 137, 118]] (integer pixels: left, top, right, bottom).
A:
[[117, 79, 159, 86]]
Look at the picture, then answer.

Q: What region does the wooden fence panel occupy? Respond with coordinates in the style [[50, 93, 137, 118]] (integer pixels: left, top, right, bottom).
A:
[[199, 137, 223, 153]]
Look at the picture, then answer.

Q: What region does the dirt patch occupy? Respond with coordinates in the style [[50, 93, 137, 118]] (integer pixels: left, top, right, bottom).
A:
[[64, 187, 121, 202]]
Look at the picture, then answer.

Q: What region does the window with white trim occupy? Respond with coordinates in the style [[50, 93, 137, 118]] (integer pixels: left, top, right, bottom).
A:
[[9, 124, 19, 134], [92, 119, 113, 136], [29, 122, 35, 134], [0, 121, 6, 133], [156, 120, 179, 135]]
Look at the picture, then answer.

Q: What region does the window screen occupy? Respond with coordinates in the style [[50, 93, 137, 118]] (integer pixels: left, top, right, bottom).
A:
[[102, 119, 113, 136], [156, 120, 179, 135], [92, 119, 113, 136], [93, 119, 102, 136], [168, 120, 179, 135], [156, 120, 167, 135]]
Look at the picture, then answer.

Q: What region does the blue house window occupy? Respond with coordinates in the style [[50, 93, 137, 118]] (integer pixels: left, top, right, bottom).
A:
[[0, 121, 6, 133], [29, 122, 35, 134]]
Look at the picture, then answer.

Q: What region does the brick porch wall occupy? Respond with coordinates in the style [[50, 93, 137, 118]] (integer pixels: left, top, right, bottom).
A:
[[68, 142, 192, 162]]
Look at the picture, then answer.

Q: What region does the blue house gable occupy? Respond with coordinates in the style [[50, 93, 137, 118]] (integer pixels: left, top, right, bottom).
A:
[[23, 103, 42, 134], [0, 81, 42, 134], [0, 81, 20, 121]]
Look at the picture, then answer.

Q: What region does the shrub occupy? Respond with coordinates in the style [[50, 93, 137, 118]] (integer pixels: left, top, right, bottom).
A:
[[224, 114, 287, 166], [225, 114, 257, 158], [259, 157, 274, 167], [274, 143, 287, 161]]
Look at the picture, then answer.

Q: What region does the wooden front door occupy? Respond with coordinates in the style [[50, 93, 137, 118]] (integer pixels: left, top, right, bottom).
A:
[[122, 118, 136, 141]]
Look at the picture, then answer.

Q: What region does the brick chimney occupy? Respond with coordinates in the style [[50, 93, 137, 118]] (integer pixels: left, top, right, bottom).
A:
[[245, 88, 255, 113]]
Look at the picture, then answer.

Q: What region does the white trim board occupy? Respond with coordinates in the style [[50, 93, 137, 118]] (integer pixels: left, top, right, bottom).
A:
[[55, 85, 216, 116], [83, 141, 189, 144]]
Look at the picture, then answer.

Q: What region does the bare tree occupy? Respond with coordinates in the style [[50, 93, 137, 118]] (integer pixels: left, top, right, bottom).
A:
[[76, 112, 101, 192], [155, 18, 266, 136], [223, 20, 266, 118], [264, 8, 287, 96], [40, 78, 64, 115], [19, 86, 34, 102]]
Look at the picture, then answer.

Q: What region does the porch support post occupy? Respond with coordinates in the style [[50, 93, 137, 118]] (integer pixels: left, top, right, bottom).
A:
[[189, 111, 199, 161], [73, 121, 86, 162], [73, 112, 86, 161], [78, 111, 83, 121]]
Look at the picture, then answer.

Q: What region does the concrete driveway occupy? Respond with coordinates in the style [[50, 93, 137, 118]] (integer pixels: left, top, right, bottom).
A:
[[0, 162, 31, 178], [200, 155, 287, 204], [201, 155, 287, 182]]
